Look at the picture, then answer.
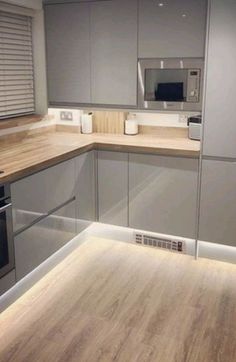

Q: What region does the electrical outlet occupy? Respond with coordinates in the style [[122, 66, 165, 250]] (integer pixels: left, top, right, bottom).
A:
[[60, 111, 73, 121]]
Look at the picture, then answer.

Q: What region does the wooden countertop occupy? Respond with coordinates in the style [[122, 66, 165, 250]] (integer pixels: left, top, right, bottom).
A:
[[0, 131, 200, 184]]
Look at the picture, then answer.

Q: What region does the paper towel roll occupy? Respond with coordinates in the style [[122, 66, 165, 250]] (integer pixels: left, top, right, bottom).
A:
[[81, 114, 93, 134]]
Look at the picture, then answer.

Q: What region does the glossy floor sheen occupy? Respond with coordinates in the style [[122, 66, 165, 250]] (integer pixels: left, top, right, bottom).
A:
[[0, 237, 236, 362]]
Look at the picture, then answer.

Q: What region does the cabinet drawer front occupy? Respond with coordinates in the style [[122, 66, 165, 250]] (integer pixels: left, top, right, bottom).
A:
[[199, 160, 236, 246], [129, 154, 199, 238], [14, 200, 76, 281], [11, 159, 75, 233]]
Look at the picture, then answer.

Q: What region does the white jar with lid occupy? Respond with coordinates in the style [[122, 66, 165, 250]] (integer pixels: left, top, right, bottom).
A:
[[125, 113, 138, 135]]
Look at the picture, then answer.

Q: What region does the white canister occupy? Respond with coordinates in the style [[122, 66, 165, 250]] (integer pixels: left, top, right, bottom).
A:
[[125, 119, 138, 135], [81, 113, 93, 134]]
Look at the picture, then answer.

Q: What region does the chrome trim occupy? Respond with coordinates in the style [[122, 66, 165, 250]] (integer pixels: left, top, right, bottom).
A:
[[0, 203, 12, 214]]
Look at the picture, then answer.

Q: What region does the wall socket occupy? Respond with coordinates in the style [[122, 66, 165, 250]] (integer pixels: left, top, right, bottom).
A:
[[60, 111, 73, 121]]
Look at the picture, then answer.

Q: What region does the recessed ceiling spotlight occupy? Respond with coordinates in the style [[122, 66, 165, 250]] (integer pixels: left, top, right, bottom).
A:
[[158, 3, 164, 6], [182, 14, 187, 17]]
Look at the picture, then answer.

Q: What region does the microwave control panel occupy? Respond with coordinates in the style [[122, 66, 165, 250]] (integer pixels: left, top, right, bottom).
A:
[[186, 69, 201, 103]]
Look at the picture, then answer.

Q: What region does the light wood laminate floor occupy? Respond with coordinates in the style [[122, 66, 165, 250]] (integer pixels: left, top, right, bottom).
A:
[[0, 237, 236, 362]]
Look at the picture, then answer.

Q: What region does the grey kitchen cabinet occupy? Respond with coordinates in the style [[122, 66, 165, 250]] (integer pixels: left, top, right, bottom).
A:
[[199, 160, 236, 247], [0, 270, 16, 297], [202, 0, 236, 158], [14, 200, 76, 281], [129, 154, 199, 238], [44, 0, 108, 3], [90, 0, 138, 106], [138, 0, 207, 58], [75, 151, 97, 231], [11, 159, 75, 233], [98, 151, 128, 226], [45, 2, 91, 104]]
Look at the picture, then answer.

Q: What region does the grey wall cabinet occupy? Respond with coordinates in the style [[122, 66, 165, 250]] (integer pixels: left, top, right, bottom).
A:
[[90, 0, 138, 106], [98, 151, 128, 227], [45, 3, 91, 104], [202, 1, 236, 158], [199, 160, 236, 247], [138, 0, 207, 58], [14, 200, 76, 281], [11, 159, 75, 233], [129, 154, 199, 238], [75, 151, 97, 230], [45, 0, 138, 107]]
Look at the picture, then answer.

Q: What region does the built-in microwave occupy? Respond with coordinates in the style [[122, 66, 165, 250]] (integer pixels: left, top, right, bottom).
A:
[[138, 58, 204, 111]]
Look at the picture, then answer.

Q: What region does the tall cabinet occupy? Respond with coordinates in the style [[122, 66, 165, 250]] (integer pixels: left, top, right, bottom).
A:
[[199, 0, 236, 247]]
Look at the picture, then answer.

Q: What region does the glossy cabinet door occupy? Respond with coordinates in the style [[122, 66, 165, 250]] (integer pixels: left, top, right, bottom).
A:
[[202, 1, 236, 158], [11, 159, 75, 233], [0, 269, 15, 297], [129, 154, 199, 238], [138, 0, 207, 58], [90, 0, 138, 106], [199, 160, 236, 246], [14, 200, 76, 281], [45, 3, 91, 104], [75, 151, 96, 231], [98, 151, 128, 226]]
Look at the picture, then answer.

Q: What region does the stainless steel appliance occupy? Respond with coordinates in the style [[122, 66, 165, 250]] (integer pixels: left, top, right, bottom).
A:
[[188, 115, 202, 141], [0, 185, 15, 279], [138, 58, 204, 111]]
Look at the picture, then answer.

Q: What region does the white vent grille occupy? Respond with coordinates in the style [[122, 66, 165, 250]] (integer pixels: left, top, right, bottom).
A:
[[135, 232, 185, 253], [0, 10, 35, 119]]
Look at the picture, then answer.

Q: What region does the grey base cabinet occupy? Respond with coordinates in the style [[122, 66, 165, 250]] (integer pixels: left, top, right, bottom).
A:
[[11, 159, 75, 233], [98, 151, 128, 227], [75, 151, 96, 232], [14, 201, 76, 281], [199, 159, 236, 247], [129, 154, 199, 238], [0, 270, 16, 297]]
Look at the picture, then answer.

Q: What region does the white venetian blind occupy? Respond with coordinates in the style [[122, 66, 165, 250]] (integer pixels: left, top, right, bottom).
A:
[[0, 10, 35, 119]]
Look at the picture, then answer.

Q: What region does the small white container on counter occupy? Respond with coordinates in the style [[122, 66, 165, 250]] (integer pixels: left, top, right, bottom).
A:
[[125, 119, 138, 135], [81, 113, 93, 134]]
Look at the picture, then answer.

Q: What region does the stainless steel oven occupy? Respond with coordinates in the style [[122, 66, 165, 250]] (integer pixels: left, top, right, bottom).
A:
[[0, 185, 15, 279], [138, 58, 204, 111]]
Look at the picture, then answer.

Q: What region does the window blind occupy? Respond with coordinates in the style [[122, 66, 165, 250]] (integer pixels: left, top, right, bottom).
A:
[[0, 10, 35, 119]]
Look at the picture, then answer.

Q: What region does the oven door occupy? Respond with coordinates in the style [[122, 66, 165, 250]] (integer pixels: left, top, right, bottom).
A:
[[138, 58, 204, 111], [0, 198, 15, 278]]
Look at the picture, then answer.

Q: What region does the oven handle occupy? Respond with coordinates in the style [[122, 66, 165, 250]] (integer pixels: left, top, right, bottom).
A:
[[0, 202, 12, 213]]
